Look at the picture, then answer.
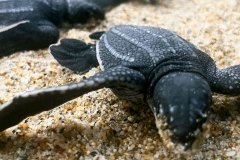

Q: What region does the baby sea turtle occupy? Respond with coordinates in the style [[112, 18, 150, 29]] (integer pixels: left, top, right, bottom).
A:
[[0, 0, 126, 57], [0, 25, 240, 148]]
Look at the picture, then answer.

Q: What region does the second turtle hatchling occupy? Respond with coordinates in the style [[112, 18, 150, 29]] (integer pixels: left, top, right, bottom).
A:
[[0, 0, 126, 57]]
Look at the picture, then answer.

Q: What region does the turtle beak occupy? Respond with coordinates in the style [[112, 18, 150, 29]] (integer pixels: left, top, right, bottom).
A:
[[150, 72, 212, 148]]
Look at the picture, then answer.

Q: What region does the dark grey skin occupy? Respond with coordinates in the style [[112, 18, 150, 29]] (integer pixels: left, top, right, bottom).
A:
[[0, 0, 126, 57], [0, 25, 240, 148]]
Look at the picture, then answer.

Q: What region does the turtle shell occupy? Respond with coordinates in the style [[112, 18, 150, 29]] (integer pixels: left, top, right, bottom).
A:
[[96, 25, 205, 77]]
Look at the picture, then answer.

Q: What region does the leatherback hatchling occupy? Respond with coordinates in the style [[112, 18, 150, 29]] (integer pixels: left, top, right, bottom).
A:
[[0, 0, 126, 57], [1, 25, 239, 148]]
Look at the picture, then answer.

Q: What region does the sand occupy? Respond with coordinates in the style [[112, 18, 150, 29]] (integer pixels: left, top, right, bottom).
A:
[[0, 0, 240, 159]]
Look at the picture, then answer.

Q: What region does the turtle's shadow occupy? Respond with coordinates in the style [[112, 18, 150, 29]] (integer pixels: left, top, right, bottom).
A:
[[0, 100, 158, 155]]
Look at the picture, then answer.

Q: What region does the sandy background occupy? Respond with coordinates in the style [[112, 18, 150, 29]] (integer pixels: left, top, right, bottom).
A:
[[0, 0, 240, 159]]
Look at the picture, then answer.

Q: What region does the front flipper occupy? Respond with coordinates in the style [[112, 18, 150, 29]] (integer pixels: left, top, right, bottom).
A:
[[0, 20, 59, 57], [0, 66, 146, 132], [210, 65, 240, 95], [50, 39, 98, 74]]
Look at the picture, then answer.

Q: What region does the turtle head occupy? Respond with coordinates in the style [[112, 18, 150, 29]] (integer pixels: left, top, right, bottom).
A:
[[66, 0, 104, 23], [151, 72, 212, 147]]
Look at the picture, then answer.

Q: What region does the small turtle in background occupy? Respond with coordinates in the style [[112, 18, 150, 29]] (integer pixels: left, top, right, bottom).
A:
[[0, 25, 240, 149], [0, 0, 127, 57]]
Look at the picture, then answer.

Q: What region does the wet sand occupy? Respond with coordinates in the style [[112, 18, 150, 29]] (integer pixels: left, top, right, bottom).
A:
[[0, 0, 240, 159]]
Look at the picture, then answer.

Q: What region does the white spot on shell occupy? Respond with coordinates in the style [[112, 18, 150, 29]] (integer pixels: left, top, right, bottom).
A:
[[159, 105, 164, 114], [169, 105, 175, 113], [170, 117, 174, 122], [86, 80, 95, 86]]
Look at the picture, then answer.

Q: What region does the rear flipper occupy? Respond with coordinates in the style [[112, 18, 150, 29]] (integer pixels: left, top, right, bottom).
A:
[[211, 65, 240, 95], [0, 20, 59, 57], [50, 38, 98, 74], [0, 66, 146, 132], [89, 31, 105, 40]]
